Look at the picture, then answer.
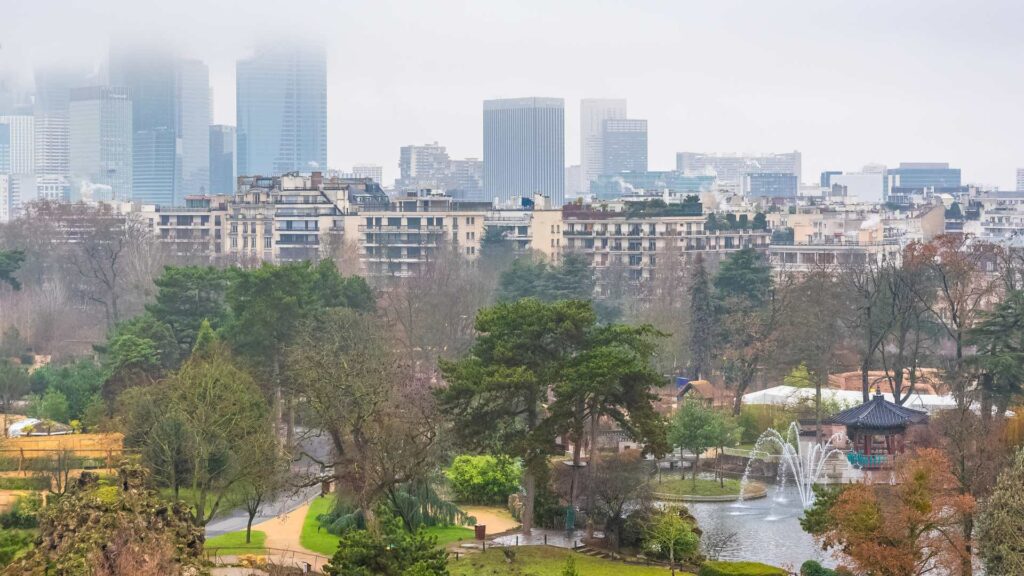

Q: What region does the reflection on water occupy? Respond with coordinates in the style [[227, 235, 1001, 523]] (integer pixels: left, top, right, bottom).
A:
[[686, 484, 839, 571]]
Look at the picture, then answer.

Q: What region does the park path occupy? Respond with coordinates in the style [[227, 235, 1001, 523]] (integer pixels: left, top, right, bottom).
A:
[[460, 505, 519, 534], [249, 501, 329, 572]]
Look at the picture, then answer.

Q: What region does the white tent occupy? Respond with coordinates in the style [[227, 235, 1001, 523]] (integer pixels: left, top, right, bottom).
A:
[[741, 385, 959, 414], [7, 418, 42, 438]]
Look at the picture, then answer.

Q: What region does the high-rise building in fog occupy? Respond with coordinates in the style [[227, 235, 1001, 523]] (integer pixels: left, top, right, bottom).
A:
[[69, 86, 133, 201], [397, 142, 449, 190], [483, 97, 564, 207], [133, 128, 179, 206], [601, 118, 647, 176], [33, 66, 91, 182], [209, 125, 236, 195], [580, 99, 626, 194], [109, 44, 210, 205], [177, 59, 211, 195], [581, 99, 626, 193], [0, 115, 35, 175], [886, 162, 961, 191], [565, 165, 582, 200], [352, 164, 383, 184], [236, 42, 327, 177], [676, 151, 802, 190], [1017, 168, 1024, 192], [747, 172, 798, 198], [446, 158, 483, 201]]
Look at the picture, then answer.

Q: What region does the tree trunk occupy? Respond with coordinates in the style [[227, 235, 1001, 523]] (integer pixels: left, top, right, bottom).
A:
[[586, 412, 599, 539], [521, 470, 535, 534], [860, 361, 870, 403], [691, 453, 700, 487], [285, 394, 295, 447], [961, 515, 974, 576], [246, 514, 255, 543]]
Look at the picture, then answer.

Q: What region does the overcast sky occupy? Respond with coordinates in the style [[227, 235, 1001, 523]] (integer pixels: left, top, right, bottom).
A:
[[2, 0, 1022, 188]]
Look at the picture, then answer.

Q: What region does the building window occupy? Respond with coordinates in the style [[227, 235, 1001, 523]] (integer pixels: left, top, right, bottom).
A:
[[264, 237, 271, 249]]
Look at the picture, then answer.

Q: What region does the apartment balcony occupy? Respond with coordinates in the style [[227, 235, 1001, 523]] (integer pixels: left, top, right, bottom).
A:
[[358, 225, 446, 233]]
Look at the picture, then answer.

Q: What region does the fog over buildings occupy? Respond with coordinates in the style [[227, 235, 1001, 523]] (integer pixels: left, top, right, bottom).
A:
[[0, 0, 1022, 189]]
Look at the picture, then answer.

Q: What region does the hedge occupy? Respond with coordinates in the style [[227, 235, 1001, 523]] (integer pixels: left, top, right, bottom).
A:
[[699, 560, 788, 576], [800, 560, 839, 576], [0, 476, 51, 491]]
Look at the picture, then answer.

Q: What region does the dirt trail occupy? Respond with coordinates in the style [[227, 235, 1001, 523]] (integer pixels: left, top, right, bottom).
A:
[[248, 501, 329, 572]]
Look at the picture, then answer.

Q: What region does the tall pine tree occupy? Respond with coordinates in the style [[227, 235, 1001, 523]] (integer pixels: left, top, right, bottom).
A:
[[688, 255, 714, 380]]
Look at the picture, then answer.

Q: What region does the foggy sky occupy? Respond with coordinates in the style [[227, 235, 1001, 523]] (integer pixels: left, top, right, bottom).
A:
[[2, 0, 1022, 188]]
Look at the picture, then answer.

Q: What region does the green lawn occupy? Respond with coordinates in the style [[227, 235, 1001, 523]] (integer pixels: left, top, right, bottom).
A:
[[204, 530, 267, 555], [654, 476, 743, 497], [424, 525, 475, 547], [159, 487, 245, 521], [300, 495, 340, 556], [449, 546, 690, 575]]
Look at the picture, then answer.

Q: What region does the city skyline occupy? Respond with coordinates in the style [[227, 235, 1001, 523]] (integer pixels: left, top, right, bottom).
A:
[[1, 1, 1023, 189]]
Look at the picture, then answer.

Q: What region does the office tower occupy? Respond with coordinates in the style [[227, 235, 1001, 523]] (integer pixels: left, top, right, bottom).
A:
[[69, 86, 133, 201], [565, 165, 582, 200], [236, 42, 327, 177], [676, 151, 802, 188], [601, 118, 647, 175], [1016, 168, 1023, 192], [0, 174, 36, 222], [34, 66, 90, 182], [831, 172, 885, 203], [580, 98, 626, 193], [0, 114, 35, 174], [352, 164, 383, 184], [747, 172, 798, 198], [820, 171, 842, 188], [209, 125, 236, 194], [397, 142, 450, 190], [446, 158, 483, 201], [0, 124, 9, 173], [110, 44, 211, 205], [133, 128, 179, 205], [177, 59, 211, 195], [483, 97, 564, 207], [886, 162, 961, 193], [109, 44, 178, 204]]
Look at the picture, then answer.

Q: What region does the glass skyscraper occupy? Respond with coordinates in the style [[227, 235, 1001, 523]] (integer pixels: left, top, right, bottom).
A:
[[580, 99, 626, 194], [601, 118, 647, 176], [68, 86, 133, 201], [209, 125, 236, 195], [236, 43, 327, 177], [109, 45, 210, 205], [483, 97, 564, 207]]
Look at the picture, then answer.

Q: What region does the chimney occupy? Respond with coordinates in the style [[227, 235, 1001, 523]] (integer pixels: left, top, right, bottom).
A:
[[311, 171, 323, 190]]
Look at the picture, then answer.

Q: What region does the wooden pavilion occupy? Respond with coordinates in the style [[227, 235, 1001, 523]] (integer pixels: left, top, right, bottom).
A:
[[828, 389, 928, 469]]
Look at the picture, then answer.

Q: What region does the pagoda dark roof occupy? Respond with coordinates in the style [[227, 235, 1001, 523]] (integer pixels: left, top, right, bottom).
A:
[[827, 392, 928, 429]]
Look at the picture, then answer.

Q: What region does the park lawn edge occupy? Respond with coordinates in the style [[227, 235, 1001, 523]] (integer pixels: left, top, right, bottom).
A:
[[204, 530, 267, 555]]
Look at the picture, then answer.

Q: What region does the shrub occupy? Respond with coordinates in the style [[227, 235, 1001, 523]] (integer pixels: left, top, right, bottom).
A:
[[0, 476, 50, 491], [0, 529, 34, 567], [0, 494, 42, 529], [698, 560, 788, 576], [324, 514, 448, 576], [444, 455, 521, 505], [800, 560, 838, 576]]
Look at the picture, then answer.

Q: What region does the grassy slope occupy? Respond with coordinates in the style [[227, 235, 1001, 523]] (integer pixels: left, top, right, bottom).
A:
[[449, 546, 691, 575], [204, 530, 267, 555], [299, 496, 477, 555], [299, 496, 339, 556], [654, 477, 743, 497]]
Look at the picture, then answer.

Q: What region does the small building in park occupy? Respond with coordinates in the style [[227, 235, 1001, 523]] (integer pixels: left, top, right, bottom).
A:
[[829, 389, 929, 469]]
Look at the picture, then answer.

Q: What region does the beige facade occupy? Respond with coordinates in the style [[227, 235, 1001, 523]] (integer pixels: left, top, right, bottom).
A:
[[341, 194, 486, 277]]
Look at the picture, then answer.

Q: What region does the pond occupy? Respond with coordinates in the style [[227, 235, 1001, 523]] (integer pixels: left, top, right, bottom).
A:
[[686, 484, 839, 571]]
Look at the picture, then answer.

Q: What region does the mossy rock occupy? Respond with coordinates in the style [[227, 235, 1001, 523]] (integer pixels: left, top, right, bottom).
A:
[[699, 560, 788, 576], [1, 464, 207, 576]]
